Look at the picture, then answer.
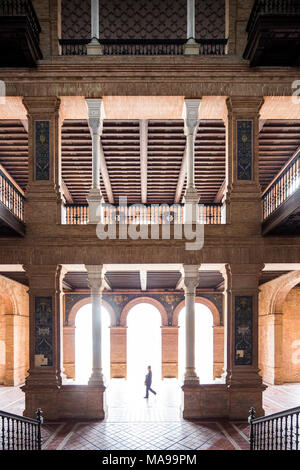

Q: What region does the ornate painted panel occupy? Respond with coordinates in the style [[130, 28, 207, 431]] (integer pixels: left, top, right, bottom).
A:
[[34, 296, 53, 367], [64, 292, 223, 326], [237, 120, 253, 181], [35, 121, 50, 181], [234, 296, 253, 366]]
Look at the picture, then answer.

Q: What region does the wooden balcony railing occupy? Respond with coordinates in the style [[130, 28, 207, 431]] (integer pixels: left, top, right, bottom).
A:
[[262, 150, 300, 220], [0, 409, 43, 451], [0, 166, 25, 221], [65, 203, 223, 225], [0, 0, 41, 38], [247, 0, 300, 34], [249, 406, 300, 450], [59, 38, 227, 56]]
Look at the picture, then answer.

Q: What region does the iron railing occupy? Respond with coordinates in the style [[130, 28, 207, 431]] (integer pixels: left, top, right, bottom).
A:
[[247, 0, 300, 33], [0, 0, 41, 38], [262, 150, 300, 220], [59, 38, 228, 56], [0, 167, 25, 221], [249, 406, 300, 450], [65, 203, 223, 225], [0, 409, 43, 451]]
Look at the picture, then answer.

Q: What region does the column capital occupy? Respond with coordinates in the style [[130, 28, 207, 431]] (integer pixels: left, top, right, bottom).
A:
[[23, 97, 61, 116], [182, 98, 201, 135], [226, 96, 264, 119], [182, 264, 200, 292], [85, 98, 105, 119], [85, 265, 104, 294], [86, 98, 105, 134]]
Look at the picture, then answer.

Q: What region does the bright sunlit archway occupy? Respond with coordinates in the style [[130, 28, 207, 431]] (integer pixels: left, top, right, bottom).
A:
[[127, 303, 162, 395], [75, 303, 111, 384], [178, 302, 214, 384]]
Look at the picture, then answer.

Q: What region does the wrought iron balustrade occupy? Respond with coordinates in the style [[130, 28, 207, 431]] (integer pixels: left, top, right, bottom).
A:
[[59, 38, 227, 56], [262, 150, 300, 220], [249, 406, 300, 450], [0, 0, 41, 38], [65, 203, 223, 225], [0, 409, 43, 451], [0, 167, 25, 221]]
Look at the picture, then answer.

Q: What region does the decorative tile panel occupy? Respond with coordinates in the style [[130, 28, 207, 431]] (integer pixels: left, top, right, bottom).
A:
[[35, 121, 50, 181], [234, 296, 253, 366], [195, 0, 225, 39], [237, 120, 253, 181], [34, 296, 53, 367], [61, 0, 225, 40]]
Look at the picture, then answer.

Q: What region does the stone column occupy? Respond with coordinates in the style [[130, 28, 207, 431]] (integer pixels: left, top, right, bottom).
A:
[[182, 99, 201, 223], [225, 97, 264, 233], [183, 265, 200, 383], [86, 265, 105, 386], [87, 0, 103, 55], [22, 265, 65, 419], [110, 327, 127, 378], [23, 97, 63, 226], [223, 263, 266, 419], [161, 326, 179, 379], [85, 99, 105, 224], [184, 0, 200, 54]]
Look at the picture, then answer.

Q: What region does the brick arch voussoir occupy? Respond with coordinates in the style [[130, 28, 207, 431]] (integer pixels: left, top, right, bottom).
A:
[[172, 296, 221, 326], [120, 297, 168, 327], [67, 296, 117, 327]]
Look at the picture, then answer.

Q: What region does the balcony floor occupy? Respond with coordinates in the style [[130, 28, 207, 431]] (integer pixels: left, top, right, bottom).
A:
[[1, 381, 300, 450]]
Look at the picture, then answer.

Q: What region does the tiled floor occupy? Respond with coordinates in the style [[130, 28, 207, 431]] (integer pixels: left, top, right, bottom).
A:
[[1, 380, 299, 451]]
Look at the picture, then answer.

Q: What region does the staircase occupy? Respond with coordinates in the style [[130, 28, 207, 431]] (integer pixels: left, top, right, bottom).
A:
[[0, 409, 43, 450], [249, 406, 300, 450]]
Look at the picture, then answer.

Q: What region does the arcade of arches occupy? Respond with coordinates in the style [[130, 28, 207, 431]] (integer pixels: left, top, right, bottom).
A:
[[1, 265, 300, 421]]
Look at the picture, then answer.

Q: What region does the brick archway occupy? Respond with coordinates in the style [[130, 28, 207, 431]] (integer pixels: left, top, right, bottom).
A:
[[259, 270, 300, 385], [172, 296, 221, 327], [67, 296, 117, 327], [0, 275, 29, 386], [119, 297, 169, 327], [172, 296, 224, 380]]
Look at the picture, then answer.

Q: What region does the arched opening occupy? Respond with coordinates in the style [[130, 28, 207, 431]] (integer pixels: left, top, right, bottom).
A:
[[178, 303, 214, 384], [127, 303, 162, 395], [75, 303, 111, 384]]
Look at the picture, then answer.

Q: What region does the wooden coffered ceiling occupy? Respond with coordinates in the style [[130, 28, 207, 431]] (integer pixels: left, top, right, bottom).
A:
[[0, 119, 299, 204]]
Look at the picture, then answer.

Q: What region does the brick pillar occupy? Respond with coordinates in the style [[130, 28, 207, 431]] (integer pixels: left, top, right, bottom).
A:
[[223, 264, 266, 419], [110, 327, 127, 378], [23, 97, 63, 226], [161, 327, 179, 379], [213, 325, 224, 379], [225, 97, 264, 234], [4, 314, 29, 386], [259, 312, 283, 385], [22, 265, 65, 419], [63, 326, 76, 380]]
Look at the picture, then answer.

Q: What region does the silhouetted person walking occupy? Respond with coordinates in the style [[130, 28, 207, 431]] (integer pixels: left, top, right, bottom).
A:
[[144, 365, 157, 398]]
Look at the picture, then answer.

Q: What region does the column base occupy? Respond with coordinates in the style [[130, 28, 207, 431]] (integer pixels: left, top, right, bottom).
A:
[[184, 40, 200, 55], [88, 371, 105, 387], [22, 384, 106, 420], [182, 383, 266, 420], [86, 38, 104, 55], [183, 188, 200, 224], [86, 188, 104, 224], [184, 368, 200, 385]]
